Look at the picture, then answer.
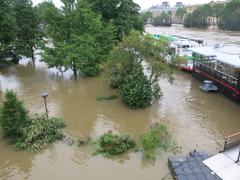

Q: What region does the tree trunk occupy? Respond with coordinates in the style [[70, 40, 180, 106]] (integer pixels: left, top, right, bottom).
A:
[[73, 61, 77, 78], [31, 46, 35, 63]]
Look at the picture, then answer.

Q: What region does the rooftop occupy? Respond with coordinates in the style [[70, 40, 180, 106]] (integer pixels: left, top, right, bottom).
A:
[[189, 44, 240, 68]]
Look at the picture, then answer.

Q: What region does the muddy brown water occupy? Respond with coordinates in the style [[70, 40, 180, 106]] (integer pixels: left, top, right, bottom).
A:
[[0, 25, 240, 180]]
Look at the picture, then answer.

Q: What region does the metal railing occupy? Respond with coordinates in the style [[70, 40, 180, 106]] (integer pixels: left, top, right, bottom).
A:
[[194, 62, 239, 89], [223, 131, 240, 163]]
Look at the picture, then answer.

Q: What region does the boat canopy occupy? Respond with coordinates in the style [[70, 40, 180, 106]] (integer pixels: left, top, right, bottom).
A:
[[189, 44, 240, 68]]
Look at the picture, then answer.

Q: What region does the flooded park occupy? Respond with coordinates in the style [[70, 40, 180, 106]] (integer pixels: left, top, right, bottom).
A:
[[0, 25, 240, 180]]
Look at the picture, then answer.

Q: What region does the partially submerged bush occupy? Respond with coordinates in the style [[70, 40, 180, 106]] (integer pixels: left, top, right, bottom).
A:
[[93, 131, 135, 157], [15, 114, 64, 152], [119, 65, 153, 108], [0, 90, 29, 139], [140, 123, 180, 160], [50, 117, 66, 129]]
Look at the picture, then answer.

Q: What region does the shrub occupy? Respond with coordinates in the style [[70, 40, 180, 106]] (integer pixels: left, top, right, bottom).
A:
[[15, 114, 64, 152], [119, 65, 153, 108], [93, 131, 135, 157], [0, 90, 29, 139], [140, 123, 180, 160], [49, 117, 66, 129]]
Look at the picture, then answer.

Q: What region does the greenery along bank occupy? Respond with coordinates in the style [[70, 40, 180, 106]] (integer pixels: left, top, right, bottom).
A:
[[0, 91, 65, 152], [184, 0, 240, 31]]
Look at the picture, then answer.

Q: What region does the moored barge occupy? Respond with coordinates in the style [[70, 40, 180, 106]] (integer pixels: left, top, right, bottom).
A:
[[189, 44, 240, 104]]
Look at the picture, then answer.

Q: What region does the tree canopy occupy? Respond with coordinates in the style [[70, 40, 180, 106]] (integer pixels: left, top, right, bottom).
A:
[[104, 31, 173, 108], [41, 0, 116, 77], [0, 0, 42, 67], [153, 12, 172, 27], [218, 0, 240, 31], [184, 4, 212, 29], [87, 0, 144, 40]]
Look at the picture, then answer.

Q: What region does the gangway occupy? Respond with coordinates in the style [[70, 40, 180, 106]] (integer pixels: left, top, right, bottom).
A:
[[203, 131, 240, 180]]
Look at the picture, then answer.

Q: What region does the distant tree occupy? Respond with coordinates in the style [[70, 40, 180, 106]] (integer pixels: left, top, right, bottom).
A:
[[218, 0, 240, 31], [153, 12, 172, 26], [183, 13, 193, 28], [42, 0, 115, 77], [140, 11, 153, 24], [184, 4, 213, 29], [0, 91, 29, 139], [87, 0, 143, 40], [176, 7, 187, 23], [176, 7, 187, 17]]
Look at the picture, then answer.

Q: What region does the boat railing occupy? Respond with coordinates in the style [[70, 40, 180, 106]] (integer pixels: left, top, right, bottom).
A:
[[194, 62, 239, 89], [223, 131, 240, 152]]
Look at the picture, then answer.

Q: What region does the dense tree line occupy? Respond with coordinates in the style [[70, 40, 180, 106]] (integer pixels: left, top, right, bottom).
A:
[[184, 0, 240, 31], [153, 12, 172, 27], [183, 4, 212, 28], [218, 0, 240, 31], [0, 0, 41, 68]]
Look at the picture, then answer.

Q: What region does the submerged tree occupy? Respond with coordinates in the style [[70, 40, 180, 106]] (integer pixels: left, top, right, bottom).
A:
[[0, 0, 18, 66], [0, 0, 42, 66], [14, 0, 42, 61], [42, 0, 115, 77], [0, 91, 29, 138], [105, 31, 173, 108]]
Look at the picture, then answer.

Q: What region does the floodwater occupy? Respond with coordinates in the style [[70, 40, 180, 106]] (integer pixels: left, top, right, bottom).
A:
[[0, 25, 240, 180]]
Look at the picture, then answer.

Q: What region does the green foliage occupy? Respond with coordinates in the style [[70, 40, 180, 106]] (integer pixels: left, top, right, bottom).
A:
[[0, 90, 29, 138], [105, 31, 173, 108], [140, 11, 153, 24], [93, 131, 135, 157], [0, 0, 18, 66], [170, 55, 188, 68], [42, 0, 115, 77], [218, 0, 240, 31], [96, 95, 118, 101], [0, 0, 43, 66], [176, 7, 187, 17], [15, 114, 64, 152], [14, 0, 42, 60], [87, 0, 143, 40], [140, 124, 180, 160], [153, 12, 172, 27], [184, 4, 213, 29], [49, 117, 66, 129], [119, 64, 153, 108]]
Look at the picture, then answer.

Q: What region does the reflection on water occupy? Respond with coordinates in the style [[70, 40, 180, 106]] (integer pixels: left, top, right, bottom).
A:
[[0, 26, 240, 180]]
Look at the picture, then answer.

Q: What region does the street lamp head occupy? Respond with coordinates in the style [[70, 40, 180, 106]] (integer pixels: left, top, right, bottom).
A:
[[41, 92, 48, 98]]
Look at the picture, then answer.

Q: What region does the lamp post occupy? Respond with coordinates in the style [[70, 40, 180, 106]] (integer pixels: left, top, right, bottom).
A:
[[41, 92, 49, 120]]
